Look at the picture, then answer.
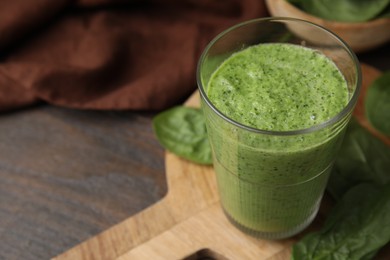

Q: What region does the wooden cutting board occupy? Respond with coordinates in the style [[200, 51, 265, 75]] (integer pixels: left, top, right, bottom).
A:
[[54, 64, 387, 260]]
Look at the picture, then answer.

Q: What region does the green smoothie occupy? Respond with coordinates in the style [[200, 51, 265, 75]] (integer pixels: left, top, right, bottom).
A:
[[203, 43, 349, 238]]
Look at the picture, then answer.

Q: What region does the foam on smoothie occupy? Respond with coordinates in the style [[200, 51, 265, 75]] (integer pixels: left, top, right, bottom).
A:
[[207, 43, 348, 131]]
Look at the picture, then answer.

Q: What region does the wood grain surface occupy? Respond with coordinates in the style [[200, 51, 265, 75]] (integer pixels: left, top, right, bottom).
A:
[[0, 108, 167, 260], [0, 44, 388, 260]]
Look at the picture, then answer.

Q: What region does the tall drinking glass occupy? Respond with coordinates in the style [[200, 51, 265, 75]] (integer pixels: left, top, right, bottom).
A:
[[197, 18, 361, 239]]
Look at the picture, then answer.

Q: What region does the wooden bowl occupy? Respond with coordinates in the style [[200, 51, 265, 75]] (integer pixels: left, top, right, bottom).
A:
[[265, 0, 390, 53]]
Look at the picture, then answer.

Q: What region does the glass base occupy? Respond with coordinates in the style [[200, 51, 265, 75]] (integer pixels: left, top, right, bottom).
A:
[[223, 207, 318, 240]]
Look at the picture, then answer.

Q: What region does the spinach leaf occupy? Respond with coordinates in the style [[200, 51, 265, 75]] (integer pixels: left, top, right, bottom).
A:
[[379, 4, 390, 17], [292, 183, 390, 260], [327, 119, 390, 200], [365, 71, 390, 137], [153, 106, 212, 165], [295, 0, 390, 22]]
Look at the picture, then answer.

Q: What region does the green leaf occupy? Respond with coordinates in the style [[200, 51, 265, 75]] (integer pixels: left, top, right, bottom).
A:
[[298, 0, 390, 22], [292, 183, 390, 260], [153, 106, 212, 165], [365, 71, 390, 137], [327, 119, 390, 200], [378, 4, 390, 17]]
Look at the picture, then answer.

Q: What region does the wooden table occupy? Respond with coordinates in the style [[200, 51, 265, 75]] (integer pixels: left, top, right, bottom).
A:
[[0, 43, 389, 260]]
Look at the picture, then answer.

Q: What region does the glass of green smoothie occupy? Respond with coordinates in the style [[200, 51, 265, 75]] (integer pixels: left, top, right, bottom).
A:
[[197, 17, 361, 239]]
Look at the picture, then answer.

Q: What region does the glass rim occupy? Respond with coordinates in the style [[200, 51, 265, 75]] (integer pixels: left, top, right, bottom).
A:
[[196, 17, 362, 136]]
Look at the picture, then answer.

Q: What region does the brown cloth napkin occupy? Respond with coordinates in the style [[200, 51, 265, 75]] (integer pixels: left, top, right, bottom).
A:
[[0, 0, 267, 112]]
